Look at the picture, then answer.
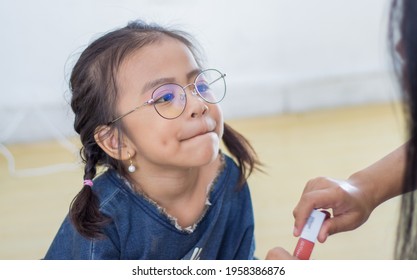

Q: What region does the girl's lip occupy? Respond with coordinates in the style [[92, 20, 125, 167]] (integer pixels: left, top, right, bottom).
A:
[[180, 119, 216, 141], [181, 130, 214, 141]]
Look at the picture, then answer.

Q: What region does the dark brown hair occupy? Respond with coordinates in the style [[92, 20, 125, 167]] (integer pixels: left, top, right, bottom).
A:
[[389, 0, 417, 259], [69, 20, 261, 239]]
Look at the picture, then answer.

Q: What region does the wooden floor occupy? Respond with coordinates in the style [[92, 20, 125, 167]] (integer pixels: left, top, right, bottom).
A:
[[0, 102, 406, 259]]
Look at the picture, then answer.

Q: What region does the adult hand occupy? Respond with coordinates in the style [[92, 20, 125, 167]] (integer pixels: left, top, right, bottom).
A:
[[292, 176, 374, 243]]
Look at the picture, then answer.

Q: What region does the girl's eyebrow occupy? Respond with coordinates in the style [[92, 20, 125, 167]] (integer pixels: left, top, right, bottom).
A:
[[141, 77, 174, 94], [141, 68, 201, 94]]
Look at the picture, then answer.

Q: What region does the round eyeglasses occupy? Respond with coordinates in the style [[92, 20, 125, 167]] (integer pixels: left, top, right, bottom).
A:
[[108, 69, 226, 124]]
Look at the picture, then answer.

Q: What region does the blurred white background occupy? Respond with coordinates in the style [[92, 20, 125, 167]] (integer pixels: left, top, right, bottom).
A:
[[0, 0, 395, 143]]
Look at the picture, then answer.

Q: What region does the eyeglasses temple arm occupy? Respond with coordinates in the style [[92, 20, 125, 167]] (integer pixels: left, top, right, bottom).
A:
[[209, 73, 226, 85], [107, 99, 154, 125]]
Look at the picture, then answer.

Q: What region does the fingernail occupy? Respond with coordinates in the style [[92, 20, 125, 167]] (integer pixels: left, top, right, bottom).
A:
[[293, 227, 299, 236]]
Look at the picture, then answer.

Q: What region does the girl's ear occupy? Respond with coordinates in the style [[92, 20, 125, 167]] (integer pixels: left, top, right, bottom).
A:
[[94, 125, 131, 160]]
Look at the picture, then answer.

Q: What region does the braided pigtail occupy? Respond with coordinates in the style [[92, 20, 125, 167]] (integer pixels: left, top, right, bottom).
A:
[[222, 122, 263, 189], [69, 144, 110, 239]]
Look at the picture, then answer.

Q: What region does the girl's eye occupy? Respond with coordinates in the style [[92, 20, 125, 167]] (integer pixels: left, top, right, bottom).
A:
[[155, 92, 175, 103], [196, 83, 210, 94]]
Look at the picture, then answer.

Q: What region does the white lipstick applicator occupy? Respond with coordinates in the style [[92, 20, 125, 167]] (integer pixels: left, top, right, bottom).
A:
[[293, 209, 330, 260]]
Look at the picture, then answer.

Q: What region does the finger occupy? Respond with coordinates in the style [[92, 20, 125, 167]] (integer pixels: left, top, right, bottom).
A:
[[302, 176, 339, 194], [265, 247, 298, 260], [317, 213, 361, 243], [317, 219, 331, 242], [293, 189, 338, 236]]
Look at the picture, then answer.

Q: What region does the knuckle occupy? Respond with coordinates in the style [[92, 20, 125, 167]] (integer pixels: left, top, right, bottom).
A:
[[306, 176, 327, 188]]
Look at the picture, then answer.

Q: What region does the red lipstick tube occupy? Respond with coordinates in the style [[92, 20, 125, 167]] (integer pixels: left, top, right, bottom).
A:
[[293, 209, 328, 260]]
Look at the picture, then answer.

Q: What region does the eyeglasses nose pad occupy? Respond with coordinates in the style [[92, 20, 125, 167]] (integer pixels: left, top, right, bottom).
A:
[[190, 88, 198, 96], [183, 83, 197, 96]]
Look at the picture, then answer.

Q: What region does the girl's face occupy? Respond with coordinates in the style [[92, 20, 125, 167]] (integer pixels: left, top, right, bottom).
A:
[[116, 37, 224, 171]]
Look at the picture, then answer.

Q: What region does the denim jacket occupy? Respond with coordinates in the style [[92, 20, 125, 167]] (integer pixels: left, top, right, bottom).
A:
[[44, 154, 255, 260]]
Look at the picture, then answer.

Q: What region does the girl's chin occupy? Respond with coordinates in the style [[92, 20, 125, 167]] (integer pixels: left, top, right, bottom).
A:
[[182, 147, 220, 167]]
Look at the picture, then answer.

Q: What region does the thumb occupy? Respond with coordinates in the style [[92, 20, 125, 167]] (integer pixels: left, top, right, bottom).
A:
[[317, 214, 355, 243]]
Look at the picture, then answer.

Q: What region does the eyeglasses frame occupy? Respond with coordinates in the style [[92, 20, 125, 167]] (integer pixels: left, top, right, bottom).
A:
[[107, 69, 226, 124]]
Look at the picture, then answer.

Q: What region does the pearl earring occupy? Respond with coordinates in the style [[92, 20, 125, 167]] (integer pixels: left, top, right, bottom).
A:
[[127, 152, 136, 173]]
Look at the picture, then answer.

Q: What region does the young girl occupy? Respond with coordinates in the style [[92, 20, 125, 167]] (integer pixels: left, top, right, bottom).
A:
[[44, 20, 266, 260]]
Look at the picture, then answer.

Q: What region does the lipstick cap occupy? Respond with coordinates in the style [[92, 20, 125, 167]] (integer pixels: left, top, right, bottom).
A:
[[300, 209, 326, 243]]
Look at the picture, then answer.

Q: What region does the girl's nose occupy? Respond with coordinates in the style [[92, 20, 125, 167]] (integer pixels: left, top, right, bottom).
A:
[[190, 104, 208, 118], [183, 83, 209, 118]]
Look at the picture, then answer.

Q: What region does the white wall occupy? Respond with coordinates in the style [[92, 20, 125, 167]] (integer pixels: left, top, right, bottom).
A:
[[0, 0, 396, 143]]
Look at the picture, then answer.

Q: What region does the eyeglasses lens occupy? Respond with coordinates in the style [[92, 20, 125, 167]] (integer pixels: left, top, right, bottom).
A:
[[195, 69, 226, 104], [152, 84, 186, 119]]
